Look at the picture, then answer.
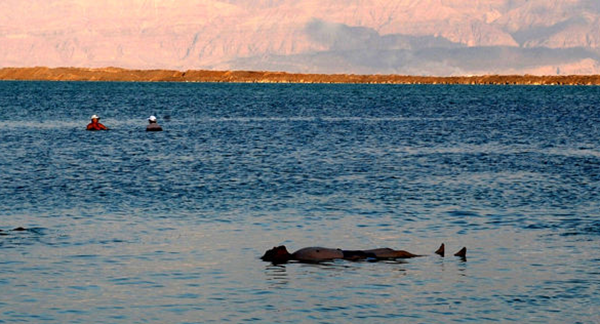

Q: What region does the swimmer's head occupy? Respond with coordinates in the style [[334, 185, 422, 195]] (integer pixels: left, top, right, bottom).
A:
[[261, 245, 292, 263]]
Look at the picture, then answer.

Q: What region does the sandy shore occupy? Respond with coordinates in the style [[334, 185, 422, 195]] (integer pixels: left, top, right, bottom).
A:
[[2, 67, 600, 85]]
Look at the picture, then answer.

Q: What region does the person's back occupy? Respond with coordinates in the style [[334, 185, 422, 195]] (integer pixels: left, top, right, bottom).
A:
[[146, 115, 163, 131], [86, 115, 108, 131]]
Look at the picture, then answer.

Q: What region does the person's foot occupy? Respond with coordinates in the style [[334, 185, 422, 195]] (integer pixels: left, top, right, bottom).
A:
[[435, 243, 445, 257], [454, 247, 467, 258]]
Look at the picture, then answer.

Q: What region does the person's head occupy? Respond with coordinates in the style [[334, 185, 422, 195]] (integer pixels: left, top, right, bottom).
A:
[[148, 116, 157, 124], [261, 245, 292, 263], [91, 114, 100, 122]]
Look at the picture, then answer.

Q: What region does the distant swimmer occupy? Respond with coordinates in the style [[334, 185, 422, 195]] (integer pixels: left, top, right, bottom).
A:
[[0, 227, 34, 235], [86, 115, 109, 131], [146, 115, 163, 131], [261, 243, 466, 264]]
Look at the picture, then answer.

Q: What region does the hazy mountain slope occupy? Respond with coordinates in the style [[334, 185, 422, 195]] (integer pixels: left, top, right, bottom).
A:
[[1, 0, 600, 75]]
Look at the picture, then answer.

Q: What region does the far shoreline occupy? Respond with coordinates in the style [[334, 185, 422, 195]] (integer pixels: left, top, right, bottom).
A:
[[2, 67, 600, 85]]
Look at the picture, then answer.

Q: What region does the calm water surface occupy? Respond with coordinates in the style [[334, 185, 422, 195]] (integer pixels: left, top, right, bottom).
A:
[[0, 81, 599, 323]]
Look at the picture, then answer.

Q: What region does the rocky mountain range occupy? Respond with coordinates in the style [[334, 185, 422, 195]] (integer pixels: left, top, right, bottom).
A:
[[2, 0, 600, 75]]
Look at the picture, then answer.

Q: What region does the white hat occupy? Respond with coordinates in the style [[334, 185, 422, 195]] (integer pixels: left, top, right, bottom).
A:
[[91, 115, 99, 120], [148, 116, 157, 122]]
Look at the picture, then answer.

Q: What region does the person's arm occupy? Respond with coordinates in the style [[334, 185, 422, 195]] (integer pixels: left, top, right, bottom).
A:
[[291, 247, 344, 262]]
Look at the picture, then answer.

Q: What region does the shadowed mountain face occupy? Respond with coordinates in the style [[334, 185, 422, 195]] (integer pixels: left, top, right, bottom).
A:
[[2, 0, 600, 75]]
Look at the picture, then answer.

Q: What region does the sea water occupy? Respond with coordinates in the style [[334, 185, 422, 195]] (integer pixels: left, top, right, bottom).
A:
[[0, 81, 598, 323]]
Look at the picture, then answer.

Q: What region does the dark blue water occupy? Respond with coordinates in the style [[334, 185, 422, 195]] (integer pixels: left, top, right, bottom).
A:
[[1, 81, 599, 323]]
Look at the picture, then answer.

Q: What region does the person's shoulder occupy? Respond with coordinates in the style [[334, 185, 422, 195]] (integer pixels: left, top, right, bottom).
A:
[[146, 125, 163, 131], [86, 123, 108, 130]]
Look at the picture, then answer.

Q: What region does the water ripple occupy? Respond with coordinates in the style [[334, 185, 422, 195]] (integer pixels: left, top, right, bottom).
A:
[[0, 82, 599, 323]]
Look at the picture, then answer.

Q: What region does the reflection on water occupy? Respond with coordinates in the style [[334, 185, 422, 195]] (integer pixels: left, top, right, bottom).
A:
[[265, 264, 289, 287], [0, 82, 599, 323]]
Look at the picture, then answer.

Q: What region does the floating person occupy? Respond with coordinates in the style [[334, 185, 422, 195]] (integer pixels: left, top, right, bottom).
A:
[[86, 115, 109, 131], [261, 243, 466, 264], [146, 115, 163, 131]]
